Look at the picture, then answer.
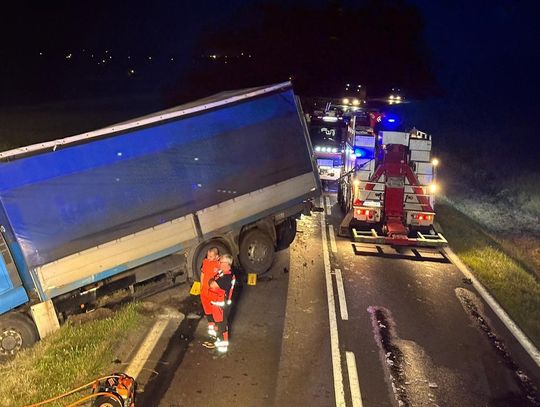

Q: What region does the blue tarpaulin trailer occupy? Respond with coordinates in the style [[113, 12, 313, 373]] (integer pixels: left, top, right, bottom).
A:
[[0, 82, 320, 357]]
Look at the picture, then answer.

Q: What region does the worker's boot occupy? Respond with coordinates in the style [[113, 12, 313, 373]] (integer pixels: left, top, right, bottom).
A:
[[215, 331, 229, 353], [208, 322, 217, 339]]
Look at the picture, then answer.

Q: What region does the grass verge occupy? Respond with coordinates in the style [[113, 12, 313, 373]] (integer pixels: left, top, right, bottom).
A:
[[0, 303, 142, 407], [436, 201, 540, 348]]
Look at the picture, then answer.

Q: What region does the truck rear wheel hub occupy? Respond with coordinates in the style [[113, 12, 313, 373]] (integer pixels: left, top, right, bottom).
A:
[[0, 330, 23, 355], [247, 242, 267, 263]]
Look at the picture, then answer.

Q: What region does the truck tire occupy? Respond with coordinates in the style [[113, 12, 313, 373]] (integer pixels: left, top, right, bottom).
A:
[[276, 217, 297, 251], [0, 313, 39, 358], [192, 240, 230, 280], [239, 229, 275, 275]]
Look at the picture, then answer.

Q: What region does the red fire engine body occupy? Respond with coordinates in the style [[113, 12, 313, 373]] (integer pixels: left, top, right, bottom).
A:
[[338, 114, 446, 247]]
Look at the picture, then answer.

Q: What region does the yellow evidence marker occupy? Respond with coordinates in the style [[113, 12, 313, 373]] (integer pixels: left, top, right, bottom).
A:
[[190, 281, 201, 295], [247, 273, 257, 286]]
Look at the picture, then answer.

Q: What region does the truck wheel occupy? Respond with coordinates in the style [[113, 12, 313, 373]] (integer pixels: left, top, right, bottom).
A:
[[239, 229, 275, 275], [276, 218, 297, 251], [192, 240, 230, 280], [0, 313, 39, 358]]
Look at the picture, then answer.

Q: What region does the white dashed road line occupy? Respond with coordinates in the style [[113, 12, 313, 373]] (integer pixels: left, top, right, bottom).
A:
[[445, 248, 540, 368], [346, 351, 364, 407], [321, 209, 346, 406], [328, 224, 338, 253], [334, 268, 349, 321], [325, 196, 332, 216]]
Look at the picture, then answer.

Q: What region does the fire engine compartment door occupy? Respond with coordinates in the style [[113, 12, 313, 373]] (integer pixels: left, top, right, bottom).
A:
[[384, 177, 405, 217]]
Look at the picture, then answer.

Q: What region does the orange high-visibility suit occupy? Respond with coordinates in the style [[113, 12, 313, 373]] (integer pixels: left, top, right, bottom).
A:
[[208, 269, 236, 353], [200, 258, 219, 335]]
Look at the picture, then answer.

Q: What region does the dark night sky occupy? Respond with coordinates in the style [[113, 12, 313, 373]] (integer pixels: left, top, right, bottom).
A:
[[1, 0, 539, 167]]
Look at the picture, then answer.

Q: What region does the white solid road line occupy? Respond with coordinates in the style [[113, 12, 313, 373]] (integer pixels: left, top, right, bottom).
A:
[[126, 318, 169, 379], [334, 268, 349, 320], [320, 212, 346, 406], [328, 224, 338, 253], [346, 351, 364, 407], [325, 196, 332, 216], [445, 248, 540, 368]]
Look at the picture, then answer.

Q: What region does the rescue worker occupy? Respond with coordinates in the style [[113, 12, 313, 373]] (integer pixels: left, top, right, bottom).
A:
[[206, 253, 236, 353], [200, 247, 220, 343]]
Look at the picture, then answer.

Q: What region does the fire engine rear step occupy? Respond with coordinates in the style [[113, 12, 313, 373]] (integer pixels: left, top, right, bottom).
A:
[[352, 228, 448, 247], [352, 243, 450, 263]]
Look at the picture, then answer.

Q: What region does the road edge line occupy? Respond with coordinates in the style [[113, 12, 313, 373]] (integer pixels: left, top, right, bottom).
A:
[[345, 351, 364, 407], [125, 317, 170, 379], [321, 211, 346, 406], [445, 248, 540, 367], [334, 268, 349, 320]]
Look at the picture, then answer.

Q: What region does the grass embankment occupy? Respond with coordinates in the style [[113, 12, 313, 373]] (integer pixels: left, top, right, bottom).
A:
[[436, 201, 540, 347], [0, 303, 142, 407]]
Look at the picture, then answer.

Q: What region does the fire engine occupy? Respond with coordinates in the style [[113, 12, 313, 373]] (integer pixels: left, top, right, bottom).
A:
[[338, 113, 447, 247]]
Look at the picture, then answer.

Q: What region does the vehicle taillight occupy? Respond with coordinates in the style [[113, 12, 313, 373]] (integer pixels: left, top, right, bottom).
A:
[[355, 209, 374, 217], [353, 199, 361, 206], [414, 213, 433, 221]]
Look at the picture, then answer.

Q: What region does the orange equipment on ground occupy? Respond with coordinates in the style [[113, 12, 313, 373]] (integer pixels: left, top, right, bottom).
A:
[[26, 373, 136, 407]]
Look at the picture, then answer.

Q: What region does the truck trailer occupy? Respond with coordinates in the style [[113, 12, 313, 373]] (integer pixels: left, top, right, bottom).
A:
[[0, 82, 320, 357]]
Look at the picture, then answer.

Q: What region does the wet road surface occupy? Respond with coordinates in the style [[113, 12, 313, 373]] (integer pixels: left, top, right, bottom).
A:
[[142, 192, 540, 406]]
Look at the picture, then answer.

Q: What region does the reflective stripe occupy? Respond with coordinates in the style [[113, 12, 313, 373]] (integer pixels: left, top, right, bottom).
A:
[[211, 301, 226, 306], [227, 300, 232, 305], [215, 340, 229, 346], [231, 279, 236, 286], [217, 346, 228, 353]]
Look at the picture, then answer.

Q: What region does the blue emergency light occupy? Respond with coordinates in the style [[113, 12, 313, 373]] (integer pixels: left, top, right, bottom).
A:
[[353, 147, 374, 159], [383, 114, 400, 130]]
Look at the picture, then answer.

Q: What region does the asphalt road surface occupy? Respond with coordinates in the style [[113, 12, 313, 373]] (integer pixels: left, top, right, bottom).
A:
[[143, 192, 540, 407]]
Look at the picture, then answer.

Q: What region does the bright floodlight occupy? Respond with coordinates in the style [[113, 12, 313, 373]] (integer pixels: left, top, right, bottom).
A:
[[352, 99, 360, 106], [342, 98, 350, 105], [389, 95, 395, 99], [396, 96, 402, 101], [429, 183, 438, 193], [432, 158, 439, 167], [322, 116, 338, 123], [353, 179, 361, 187]]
